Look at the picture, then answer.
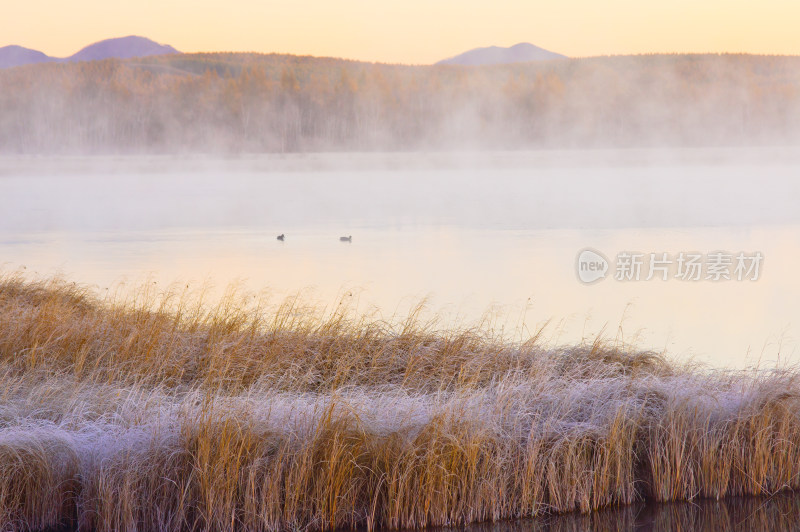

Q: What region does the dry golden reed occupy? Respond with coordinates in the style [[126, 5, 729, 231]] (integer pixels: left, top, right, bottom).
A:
[[0, 273, 799, 531]]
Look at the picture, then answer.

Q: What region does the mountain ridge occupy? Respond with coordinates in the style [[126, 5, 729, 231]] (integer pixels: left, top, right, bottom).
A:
[[0, 36, 179, 69]]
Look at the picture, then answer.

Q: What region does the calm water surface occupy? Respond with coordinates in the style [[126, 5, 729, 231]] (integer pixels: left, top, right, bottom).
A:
[[1, 149, 798, 368], [441, 493, 800, 532]]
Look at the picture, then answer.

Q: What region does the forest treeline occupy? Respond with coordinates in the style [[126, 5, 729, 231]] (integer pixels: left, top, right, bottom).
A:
[[1, 52, 799, 153]]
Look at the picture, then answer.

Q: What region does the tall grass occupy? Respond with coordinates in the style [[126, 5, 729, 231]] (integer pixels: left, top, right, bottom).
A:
[[0, 273, 799, 531]]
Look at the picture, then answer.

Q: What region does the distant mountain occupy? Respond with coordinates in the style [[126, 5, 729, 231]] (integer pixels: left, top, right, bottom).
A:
[[0, 36, 179, 69], [0, 45, 52, 69], [436, 43, 565, 66], [69, 36, 179, 62]]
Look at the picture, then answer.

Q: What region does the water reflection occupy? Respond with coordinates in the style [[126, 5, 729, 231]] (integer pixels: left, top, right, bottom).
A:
[[35, 493, 800, 532], [444, 493, 800, 532]]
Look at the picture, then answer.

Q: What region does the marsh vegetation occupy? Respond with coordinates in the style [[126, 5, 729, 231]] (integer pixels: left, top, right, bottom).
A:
[[1, 274, 799, 531]]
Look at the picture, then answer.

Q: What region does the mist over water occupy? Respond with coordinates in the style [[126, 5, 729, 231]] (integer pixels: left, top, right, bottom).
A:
[[2, 148, 798, 368]]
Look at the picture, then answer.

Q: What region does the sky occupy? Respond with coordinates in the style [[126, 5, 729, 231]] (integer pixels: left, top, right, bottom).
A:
[[3, 0, 800, 64]]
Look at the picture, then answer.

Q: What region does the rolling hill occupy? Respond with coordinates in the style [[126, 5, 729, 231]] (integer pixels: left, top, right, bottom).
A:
[[1, 51, 799, 153]]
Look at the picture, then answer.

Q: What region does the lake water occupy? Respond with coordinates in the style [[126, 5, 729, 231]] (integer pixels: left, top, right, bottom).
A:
[[447, 493, 800, 532], [1, 148, 799, 368]]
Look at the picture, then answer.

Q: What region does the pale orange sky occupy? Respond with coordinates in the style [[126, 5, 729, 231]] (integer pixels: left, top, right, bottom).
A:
[[4, 0, 800, 64]]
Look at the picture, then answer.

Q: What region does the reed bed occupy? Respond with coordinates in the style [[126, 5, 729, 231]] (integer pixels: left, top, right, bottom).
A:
[[0, 273, 799, 531]]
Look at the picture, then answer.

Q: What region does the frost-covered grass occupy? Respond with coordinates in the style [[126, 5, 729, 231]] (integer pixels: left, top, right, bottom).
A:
[[1, 274, 799, 531]]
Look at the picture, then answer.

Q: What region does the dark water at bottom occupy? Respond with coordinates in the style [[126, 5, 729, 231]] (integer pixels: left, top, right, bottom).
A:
[[36, 492, 800, 531], [434, 493, 800, 532]]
